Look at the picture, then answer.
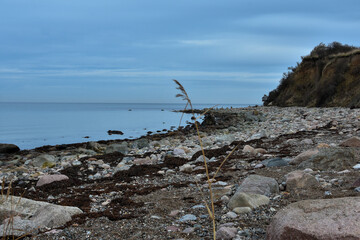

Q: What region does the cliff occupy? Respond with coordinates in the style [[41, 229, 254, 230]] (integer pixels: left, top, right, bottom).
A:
[[263, 42, 360, 108]]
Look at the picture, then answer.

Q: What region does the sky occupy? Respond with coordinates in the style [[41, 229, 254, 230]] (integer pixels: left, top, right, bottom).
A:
[[0, 0, 359, 104]]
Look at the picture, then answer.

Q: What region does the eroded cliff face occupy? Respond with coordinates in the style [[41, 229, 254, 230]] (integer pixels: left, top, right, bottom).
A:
[[264, 43, 360, 108]]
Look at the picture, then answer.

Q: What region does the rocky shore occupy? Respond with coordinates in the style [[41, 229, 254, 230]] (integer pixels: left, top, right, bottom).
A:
[[1, 106, 360, 239]]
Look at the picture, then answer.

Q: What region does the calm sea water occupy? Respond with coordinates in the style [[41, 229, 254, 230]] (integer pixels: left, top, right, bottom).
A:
[[0, 102, 250, 150]]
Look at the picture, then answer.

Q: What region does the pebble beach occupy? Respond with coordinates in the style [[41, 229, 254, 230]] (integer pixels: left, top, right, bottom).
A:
[[1, 106, 360, 239]]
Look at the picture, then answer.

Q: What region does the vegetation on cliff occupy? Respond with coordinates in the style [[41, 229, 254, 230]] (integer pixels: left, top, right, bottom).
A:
[[263, 42, 360, 108]]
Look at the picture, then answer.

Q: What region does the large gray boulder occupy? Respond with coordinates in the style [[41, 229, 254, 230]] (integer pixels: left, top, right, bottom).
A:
[[236, 175, 279, 196], [0, 196, 82, 237], [266, 197, 360, 240], [298, 147, 360, 171], [0, 143, 20, 154]]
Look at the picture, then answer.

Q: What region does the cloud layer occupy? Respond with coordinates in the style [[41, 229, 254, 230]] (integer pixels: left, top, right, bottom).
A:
[[1, 0, 359, 103]]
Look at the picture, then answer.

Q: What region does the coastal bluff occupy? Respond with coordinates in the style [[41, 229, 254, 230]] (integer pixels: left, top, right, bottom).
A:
[[263, 42, 360, 108]]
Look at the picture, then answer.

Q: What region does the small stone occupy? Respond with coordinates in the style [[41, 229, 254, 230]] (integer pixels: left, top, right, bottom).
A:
[[192, 204, 205, 209], [101, 164, 111, 169], [300, 139, 313, 145], [173, 148, 186, 156], [351, 178, 360, 188], [36, 174, 69, 187], [225, 211, 238, 219], [233, 207, 252, 214], [353, 163, 360, 170], [182, 227, 195, 234], [338, 169, 351, 174], [216, 227, 237, 240], [166, 226, 180, 232], [101, 199, 111, 206], [228, 192, 270, 210], [72, 160, 82, 166], [243, 145, 255, 154], [169, 210, 180, 217], [179, 214, 197, 222], [339, 136, 360, 147], [179, 164, 194, 173], [254, 164, 264, 169]]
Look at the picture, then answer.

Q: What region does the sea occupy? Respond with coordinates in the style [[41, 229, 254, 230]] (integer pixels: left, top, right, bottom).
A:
[[0, 102, 251, 150]]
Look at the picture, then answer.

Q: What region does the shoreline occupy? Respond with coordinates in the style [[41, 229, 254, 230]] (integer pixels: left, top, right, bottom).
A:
[[1, 106, 360, 239]]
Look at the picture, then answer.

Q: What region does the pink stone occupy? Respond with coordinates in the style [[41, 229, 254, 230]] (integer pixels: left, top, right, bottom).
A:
[[267, 197, 360, 239], [216, 227, 237, 240], [36, 174, 69, 187], [339, 136, 360, 147], [166, 226, 180, 232], [285, 170, 319, 191], [169, 210, 180, 217], [289, 149, 319, 165]]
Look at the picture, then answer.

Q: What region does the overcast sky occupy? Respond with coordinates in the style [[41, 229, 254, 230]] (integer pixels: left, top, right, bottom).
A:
[[1, 0, 359, 104]]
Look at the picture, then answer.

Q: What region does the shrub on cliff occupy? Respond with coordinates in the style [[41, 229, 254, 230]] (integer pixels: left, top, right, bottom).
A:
[[263, 42, 360, 108]]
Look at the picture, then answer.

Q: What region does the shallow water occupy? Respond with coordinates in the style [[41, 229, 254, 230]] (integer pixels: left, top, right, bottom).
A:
[[0, 102, 250, 150]]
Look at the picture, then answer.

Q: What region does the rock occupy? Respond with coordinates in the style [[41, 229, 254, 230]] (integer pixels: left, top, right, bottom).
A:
[[182, 227, 195, 234], [195, 155, 210, 163], [339, 136, 360, 147], [0, 143, 20, 154], [225, 211, 238, 219], [298, 147, 360, 171], [352, 178, 360, 188], [300, 138, 313, 145], [249, 130, 267, 140], [105, 142, 129, 154], [166, 226, 180, 232], [289, 149, 319, 165], [179, 163, 194, 173], [266, 197, 360, 239], [0, 196, 82, 237], [133, 157, 155, 165], [169, 210, 180, 217], [261, 158, 289, 167], [179, 214, 197, 222], [86, 141, 103, 152], [36, 174, 69, 187], [255, 148, 267, 154], [228, 192, 270, 210], [233, 207, 252, 214], [173, 148, 186, 156], [31, 154, 57, 168], [216, 227, 237, 240], [236, 175, 279, 196], [133, 138, 150, 149], [243, 145, 255, 154], [285, 170, 320, 192], [353, 163, 360, 170]]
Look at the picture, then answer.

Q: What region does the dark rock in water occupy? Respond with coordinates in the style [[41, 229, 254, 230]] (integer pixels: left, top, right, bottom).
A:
[[83, 136, 90, 138], [0, 143, 20, 154], [107, 130, 124, 135], [261, 158, 289, 167]]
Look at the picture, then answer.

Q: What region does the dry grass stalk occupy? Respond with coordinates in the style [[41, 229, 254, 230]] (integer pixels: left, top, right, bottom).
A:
[[1, 179, 31, 240], [174, 80, 239, 240]]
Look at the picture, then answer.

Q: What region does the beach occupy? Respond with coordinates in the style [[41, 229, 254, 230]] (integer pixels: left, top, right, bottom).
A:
[[1, 106, 360, 239]]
